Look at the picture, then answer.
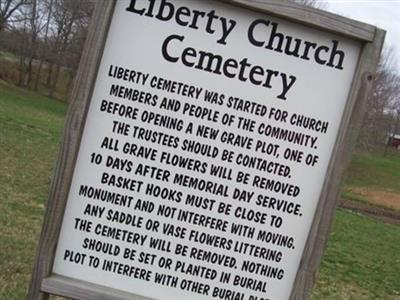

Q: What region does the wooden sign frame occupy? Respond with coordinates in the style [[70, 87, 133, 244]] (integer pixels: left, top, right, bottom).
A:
[[27, 1, 384, 299]]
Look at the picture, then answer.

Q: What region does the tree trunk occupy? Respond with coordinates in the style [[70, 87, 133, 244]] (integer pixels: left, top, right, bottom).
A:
[[65, 70, 75, 102], [18, 55, 26, 86], [34, 0, 54, 91], [46, 62, 54, 87], [34, 59, 43, 90], [49, 64, 60, 98], [27, 56, 34, 87], [26, 0, 38, 88], [0, 20, 5, 33], [18, 18, 28, 87]]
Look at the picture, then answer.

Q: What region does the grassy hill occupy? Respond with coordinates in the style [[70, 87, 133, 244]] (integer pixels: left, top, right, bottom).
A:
[[0, 81, 399, 299]]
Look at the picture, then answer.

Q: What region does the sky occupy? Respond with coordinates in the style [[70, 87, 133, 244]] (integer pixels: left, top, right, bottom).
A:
[[324, 0, 400, 70]]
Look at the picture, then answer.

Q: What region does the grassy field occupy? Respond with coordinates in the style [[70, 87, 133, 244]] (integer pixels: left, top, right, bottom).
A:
[[346, 152, 400, 193], [0, 81, 66, 299], [311, 210, 400, 299], [0, 81, 399, 299], [343, 151, 400, 211]]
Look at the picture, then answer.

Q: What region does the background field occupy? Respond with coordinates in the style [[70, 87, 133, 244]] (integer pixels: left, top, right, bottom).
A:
[[0, 81, 399, 299], [343, 152, 400, 212]]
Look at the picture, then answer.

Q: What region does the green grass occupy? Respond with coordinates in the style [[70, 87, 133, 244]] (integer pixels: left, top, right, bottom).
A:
[[0, 82, 399, 299], [0, 81, 66, 299], [312, 209, 400, 300], [345, 151, 400, 193], [342, 151, 400, 211]]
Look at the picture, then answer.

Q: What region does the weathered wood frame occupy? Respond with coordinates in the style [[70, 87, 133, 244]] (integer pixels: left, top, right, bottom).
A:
[[27, 1, 385, 299]]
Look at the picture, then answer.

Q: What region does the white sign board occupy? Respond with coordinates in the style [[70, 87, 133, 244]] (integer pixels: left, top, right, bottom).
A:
[[52, 0, 360, 299]]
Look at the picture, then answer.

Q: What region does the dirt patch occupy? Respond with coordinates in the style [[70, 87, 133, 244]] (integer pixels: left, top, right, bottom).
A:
[[345, 187, 400, 211], [340, 199, 400, 226]]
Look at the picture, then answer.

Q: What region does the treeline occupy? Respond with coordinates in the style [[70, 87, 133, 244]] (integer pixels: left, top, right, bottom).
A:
[[0, 0, 399, 152], [295, 0, 400, 152], [358, 46, 400, 152], [0, 0, 93, 100]]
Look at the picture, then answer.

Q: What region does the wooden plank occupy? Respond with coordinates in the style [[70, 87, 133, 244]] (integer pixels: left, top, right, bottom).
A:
[[289, 28, 386, 300], [26, 1, 117, 299], [222, 0, 376, 42], [41, 275, 154, 300]]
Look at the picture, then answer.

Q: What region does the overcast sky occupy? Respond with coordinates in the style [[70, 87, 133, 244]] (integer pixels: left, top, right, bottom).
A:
[[324, 0, 400, 70]]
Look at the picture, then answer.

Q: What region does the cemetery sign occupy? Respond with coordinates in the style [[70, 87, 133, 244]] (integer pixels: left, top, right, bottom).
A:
[[28, 1, 384, 299]]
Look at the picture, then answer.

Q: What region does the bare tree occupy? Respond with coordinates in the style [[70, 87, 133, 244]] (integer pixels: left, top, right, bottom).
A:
[[34, 0, 53, 90], [0, 0, 28, 32], [63, 10, 91, 100], [26, 0, 47, 87], [47, 0, 92, 98], [357, 45, 400, 151], [17, 15, 27, 85], [11, 0, 38, 87]]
